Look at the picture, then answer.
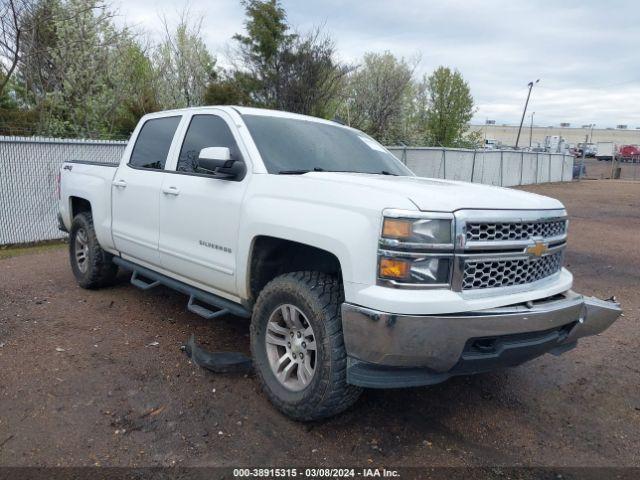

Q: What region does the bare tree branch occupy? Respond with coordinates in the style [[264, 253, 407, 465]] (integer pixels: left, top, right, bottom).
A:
[[0, 0, 26, 95]]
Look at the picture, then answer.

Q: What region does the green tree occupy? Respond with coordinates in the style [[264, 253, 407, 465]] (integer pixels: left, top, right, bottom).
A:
[[43, 0, 142, 137], [337, 52, 416, 145], [112, 41, 160, 136], [204, 74, 251, 106], [422, 66, 476, 147], [231, 0, 349, 116], [232, 0, 294, 106], [275, 29, 351, 117], [154, 11, 216, 109], [14, 0, 59, 107], [0, 0, 37, 98], [12, 0, 155, 138], [0, 77, 39, 135]]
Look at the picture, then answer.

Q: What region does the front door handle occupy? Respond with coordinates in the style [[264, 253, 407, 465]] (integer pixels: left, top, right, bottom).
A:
[[162, 186, 180, 196], [112, 179, 127, 188]]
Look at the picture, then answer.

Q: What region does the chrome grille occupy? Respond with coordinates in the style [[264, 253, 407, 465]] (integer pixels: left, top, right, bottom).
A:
[[461, 251, 563, 290], [465, 220, 566, 243]]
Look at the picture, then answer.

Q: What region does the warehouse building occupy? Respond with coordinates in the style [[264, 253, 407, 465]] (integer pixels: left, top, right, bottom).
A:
[[471, 124, 640, 148]]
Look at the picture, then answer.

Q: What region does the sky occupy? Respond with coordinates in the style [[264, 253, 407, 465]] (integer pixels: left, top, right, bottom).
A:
[[114, 0, 640, 128]]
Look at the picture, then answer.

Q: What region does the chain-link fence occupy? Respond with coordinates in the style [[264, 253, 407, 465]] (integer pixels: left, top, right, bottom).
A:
[[579, 156, 640, 180], [1, 137, 575, 246], [387, 147, 574, 186], [0, 136, 126, 245]]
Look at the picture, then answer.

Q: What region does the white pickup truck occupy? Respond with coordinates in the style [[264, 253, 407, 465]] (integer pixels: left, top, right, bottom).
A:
[[58, 106, 621, 420]]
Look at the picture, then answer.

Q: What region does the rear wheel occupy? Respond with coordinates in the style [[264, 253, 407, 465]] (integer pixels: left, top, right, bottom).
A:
[[69, 212, 118, 289], [250, 272, 362, 421]]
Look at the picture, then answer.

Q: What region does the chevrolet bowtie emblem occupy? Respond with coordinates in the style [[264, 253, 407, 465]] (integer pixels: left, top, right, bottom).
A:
[[526, 241, 549, 257]]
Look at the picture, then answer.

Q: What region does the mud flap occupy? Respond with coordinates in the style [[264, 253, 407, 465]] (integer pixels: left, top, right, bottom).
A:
[[183, 334, 252, 374]]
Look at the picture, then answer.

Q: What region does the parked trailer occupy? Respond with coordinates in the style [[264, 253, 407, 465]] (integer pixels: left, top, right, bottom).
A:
[[596, 142, 615, 161], [617, 145, 640, 163]]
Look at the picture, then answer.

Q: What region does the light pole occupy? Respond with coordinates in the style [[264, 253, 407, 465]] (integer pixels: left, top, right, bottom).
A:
[[529, 111, 535, 148], [515, 79, 539, 149]]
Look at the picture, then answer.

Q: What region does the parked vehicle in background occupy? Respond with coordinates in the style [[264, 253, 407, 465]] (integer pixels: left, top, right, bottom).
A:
[[529, 143, 546, 153], [577, 143, 597, 157], [483, 138, 499, 149], [57, 106, 622, 421], [596, 142, 615, 161], [544, 135, 569, 154], [617, 144, 640, 163]]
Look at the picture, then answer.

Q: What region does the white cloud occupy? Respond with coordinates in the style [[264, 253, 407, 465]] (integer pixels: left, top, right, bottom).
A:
[[112, 0, 640, 128]]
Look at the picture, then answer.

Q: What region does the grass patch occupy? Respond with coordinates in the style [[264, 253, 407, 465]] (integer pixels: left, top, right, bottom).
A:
[[0, 240, 67, 260]]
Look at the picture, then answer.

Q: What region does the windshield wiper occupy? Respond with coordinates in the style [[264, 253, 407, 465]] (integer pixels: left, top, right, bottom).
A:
[[278, 167, 326, 175], [379, 170, 397, 176]]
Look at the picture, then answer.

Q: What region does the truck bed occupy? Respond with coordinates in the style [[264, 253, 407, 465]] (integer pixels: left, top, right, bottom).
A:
[[59, 161, 119, 252]]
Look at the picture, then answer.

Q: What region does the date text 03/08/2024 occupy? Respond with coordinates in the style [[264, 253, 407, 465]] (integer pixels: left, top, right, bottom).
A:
[[232, 468, 400, 477]]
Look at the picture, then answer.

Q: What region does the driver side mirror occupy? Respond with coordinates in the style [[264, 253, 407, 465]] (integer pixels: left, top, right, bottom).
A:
[[198, 147, 236, 172]]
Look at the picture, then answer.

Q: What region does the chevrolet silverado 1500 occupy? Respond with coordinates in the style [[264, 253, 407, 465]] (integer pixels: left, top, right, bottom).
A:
[[58, 106, 622, 420]]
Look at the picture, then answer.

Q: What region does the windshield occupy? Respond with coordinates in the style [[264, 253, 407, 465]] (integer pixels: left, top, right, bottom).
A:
[[242, 114, 414, 176]]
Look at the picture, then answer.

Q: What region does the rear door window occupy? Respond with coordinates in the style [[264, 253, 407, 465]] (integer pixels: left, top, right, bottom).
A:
[[129, 116, 181, 170]]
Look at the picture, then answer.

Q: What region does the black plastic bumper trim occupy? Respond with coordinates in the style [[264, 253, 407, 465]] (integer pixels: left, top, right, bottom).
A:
[[347, 322, 578, 388]]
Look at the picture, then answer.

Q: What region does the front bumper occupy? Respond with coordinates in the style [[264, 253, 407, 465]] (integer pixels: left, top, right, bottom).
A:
[[342, 291, 621, 388]]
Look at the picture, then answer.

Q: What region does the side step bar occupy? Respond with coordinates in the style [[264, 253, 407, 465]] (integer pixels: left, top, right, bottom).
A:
[[130, 271, 160, 290], [113, 257, 251, 319], [187, 295, 230, 320]]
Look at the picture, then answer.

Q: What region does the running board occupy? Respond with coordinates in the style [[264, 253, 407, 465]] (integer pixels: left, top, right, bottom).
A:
[[130, 271, 161, 290], [187, 295, 229, 320], [113, 257, 251, 319]]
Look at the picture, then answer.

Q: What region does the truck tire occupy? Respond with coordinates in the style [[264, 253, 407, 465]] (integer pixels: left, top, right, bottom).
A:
[[69, 212, 118, 289], [250, 271, 362, 421]]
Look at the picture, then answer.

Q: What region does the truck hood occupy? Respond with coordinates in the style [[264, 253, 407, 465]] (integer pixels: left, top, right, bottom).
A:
[[304, 172, 565, 212]]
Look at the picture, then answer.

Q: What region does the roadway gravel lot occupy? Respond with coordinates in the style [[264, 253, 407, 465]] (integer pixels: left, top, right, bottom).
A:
[[0, 179, 638, 469]]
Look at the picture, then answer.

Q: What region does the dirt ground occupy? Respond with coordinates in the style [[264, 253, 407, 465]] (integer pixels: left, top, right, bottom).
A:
[[0, 180, 638, 469]]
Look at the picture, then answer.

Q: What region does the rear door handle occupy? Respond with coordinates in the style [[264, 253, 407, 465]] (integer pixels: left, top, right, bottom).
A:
[[162, 186, 180, 196], [112, 179, 127, 188]]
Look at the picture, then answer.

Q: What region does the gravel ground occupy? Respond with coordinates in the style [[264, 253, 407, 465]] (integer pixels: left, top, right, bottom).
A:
[[0, 180, 638, 468]]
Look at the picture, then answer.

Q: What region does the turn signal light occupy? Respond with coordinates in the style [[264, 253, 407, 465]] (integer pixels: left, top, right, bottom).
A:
[[379, 258, 410, 280], [382, 218, 412, 239]]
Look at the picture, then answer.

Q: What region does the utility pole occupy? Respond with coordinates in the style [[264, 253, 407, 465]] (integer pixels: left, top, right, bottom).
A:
[[589, 123, 595, 143], [484, 118, 488, 147], [579, 134, 587, 180], [529, 111, 535, 148], [515, 79, 539, 149]]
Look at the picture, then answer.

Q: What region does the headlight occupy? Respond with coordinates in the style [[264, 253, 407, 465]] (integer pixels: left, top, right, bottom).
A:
[[378, 255, 452, 285], [378, 210, 455, 288], [381, 217, 453, 247]]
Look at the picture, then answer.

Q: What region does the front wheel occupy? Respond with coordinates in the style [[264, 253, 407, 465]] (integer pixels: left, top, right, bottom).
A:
[[250, 272, 362, 421]]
